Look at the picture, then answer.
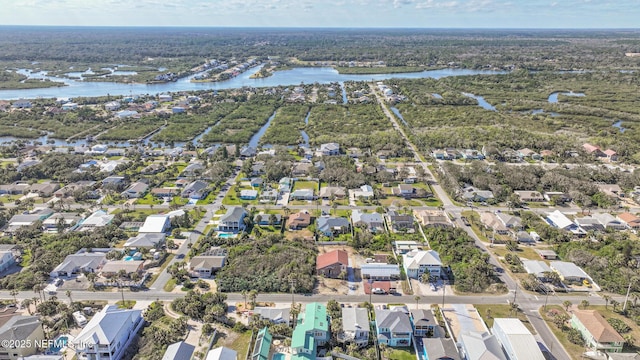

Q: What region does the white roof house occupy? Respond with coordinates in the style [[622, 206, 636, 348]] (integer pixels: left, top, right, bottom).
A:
[[459, 331, 508, 360], [206, 347, 237, 360], [77, 210, 114, 231], [124, 233, 166, 248], [521, 260, 552, 278], [550, 261, 591, 282], [74, 305, 144, 360], [253, 307, 290, 325], [350, 185, 374, 199], [546, 210, 584, 235], [592, 213, 626, 230], [360, 263, 401, 280], [403, 250, 442, 279], [491, 318, 545, 360], [138, 214, 170, 233], [162, 341, 195, 360], [50, 251, 107, 277]]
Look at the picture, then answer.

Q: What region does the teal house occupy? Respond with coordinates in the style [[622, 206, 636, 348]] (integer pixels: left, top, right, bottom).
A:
[[291, 302, 330, 360]]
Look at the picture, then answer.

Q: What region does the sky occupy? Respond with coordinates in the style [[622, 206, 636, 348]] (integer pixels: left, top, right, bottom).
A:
[[0, 0, 638, 28]]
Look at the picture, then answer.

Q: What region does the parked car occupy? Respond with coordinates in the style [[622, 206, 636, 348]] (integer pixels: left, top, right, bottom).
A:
[[372, 288, 386, 295]]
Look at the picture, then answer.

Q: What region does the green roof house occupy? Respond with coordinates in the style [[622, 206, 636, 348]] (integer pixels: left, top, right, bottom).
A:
[[252, 327, 272, 360], [291, 302, 330, 360]]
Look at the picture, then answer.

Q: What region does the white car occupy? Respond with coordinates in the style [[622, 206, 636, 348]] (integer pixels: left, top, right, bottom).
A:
[[372, 288, 386, 295]]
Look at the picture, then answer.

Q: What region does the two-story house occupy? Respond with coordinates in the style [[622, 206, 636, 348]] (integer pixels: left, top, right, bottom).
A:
[[374, 309, 412, 347], [74, 305, 144, 360], [339, 307, 369, 348], [217, 207, 247, 232], [570, 310, 625, 353], [402, 250, 442, 280], [291, 303, 330, 360]]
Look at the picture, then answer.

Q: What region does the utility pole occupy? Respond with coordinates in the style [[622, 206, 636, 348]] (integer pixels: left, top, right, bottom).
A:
[[441, 280, 446, 309], [513, 283, 518, 305], [623, 280, 633, 313], [289, 277, 297, 306], [368, 278, 373, 305]]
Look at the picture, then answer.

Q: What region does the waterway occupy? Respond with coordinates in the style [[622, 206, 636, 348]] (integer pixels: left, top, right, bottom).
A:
[[613, 120, 627, 133], [339, 82, 348, 104], [248, 110, 276, 148], [528, 109, 561, 117], [461, 92, 497, 111], [0, 67, 505, 100], [547, 91, 585, 103], [390, 107, 408, 126]]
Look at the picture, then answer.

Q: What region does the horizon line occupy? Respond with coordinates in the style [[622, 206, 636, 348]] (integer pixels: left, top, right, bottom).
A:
[[1, 25, 640, 30]]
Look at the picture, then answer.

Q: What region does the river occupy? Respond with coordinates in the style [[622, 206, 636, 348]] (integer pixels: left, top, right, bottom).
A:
[[0, 67, 505, 100]]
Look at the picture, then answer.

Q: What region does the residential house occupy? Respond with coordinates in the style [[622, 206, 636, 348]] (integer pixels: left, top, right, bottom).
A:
[[50, 250, 107, 278], [278, 177, 293, 193], [29, 182, 60, 197], [139, 215, 170, 233], [5, 208, 54, 234], [421, 338, 461, 360], [339, 307, 369, 348], [158, 94, 173, 102], [522, 260, 553, 281], [536, 249, 558, 260], [0, 315, 45, 359], [250, 178, 263, 188], [189, 255, 226, 278], [292, 162, 313, 177], [413, 209, 452, 228], [374, 309, 412, 347], [239, 146, 257, 158], [319, 186, 346, 200], [218, 207, 247, 232], [151, 188, 178, 198], [259, 189, 278, 203], [288, 211, 312, 230], [0, 251, 15, 273], [386, 211, 414, 232], [100, 260, 145, 278], [291, 303, 330, 360], [251, 327, 272, 360], [546, 210, 585, 235], [495, 213, 522, 230], [583, 143, 605, 157], [76, 210, 114, 231], [514, 190, 544, 202], [181, 180, 209, 199], [102, 175, 126, 189], [240, 190, 258, 200], [515, 231, 535, 244], [251, 162, 266, 176], [162, 341, 195, 360], [290, 189, 315, 201], [480, 212, 509, 235], [349, 185, 374, 200], [74, 305, 144, 360], [124, 233, 166, 248], [597, 184, 623, 198], [411, 309, 437, 337], [617, 212, 640, 230], [517, 148, 540, 160], [392, 184, 416, 197], [393, 241, 422, 254], [571, 310, 624, 353], [105, 101, 121, 111], [206, 347, 237, 360], [403, 250, 442, 279], [459, 331, 508, 360], [491, 318, 545, 360], [54, 180, 96, 198], [351, 210, 384, 233], [360, 263, 400, 281], [592, 213, 627, 230], [253, 307, 290, 325], [253, 213, 282, 226], [120, 182, 149, 199], [460, 186, 494, 202], [604, 149, 618, 161], [42, 212, 82, 232], [11, 99, 32, 109], [0, 182, 30, 195], [179, 163, 205, 179], [316, 250, 349, 278], [317, 216, 351, 237], [319, 143, 340, 156], [550, 261, 591, 283], [575, 216, 606, 233]]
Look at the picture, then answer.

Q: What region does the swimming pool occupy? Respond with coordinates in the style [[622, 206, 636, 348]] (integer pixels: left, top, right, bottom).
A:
[[47, 335, 68, 354], [123, 256, 133, 261], [272, 354, 286, 360], [218, 233, 236, 238]]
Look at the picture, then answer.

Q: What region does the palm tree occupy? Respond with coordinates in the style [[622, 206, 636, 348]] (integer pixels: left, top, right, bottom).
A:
[[580, 300, 589, 309], [21, 299, 33, 315], [624, 334, 635, 348], [603, 294, 611, 310], [414, 296, 421, 309], [248, 290, 258, 309], [65, 290, 73, 304], [9, 289, 18, 304], [611, 299, 620, 312], [241, 290, 248, 310], [563, 300, 572, 312]]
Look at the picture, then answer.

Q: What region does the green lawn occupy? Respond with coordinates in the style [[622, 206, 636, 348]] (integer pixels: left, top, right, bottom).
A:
[[135, 193, 163, 205], [163, 278, 177, 292], [214, 330, 253, 360], [474, 304, 536, 334], [196, 190, 219, 205], [387, 347, 415, 360], [539, 306, 589, 359], [292, 180, 318, 191]]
